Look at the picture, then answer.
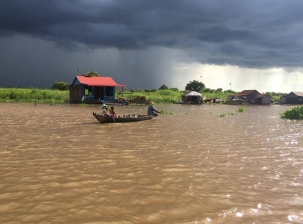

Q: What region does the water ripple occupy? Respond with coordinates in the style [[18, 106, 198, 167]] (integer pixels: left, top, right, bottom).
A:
[[0, 103, 303, 223]]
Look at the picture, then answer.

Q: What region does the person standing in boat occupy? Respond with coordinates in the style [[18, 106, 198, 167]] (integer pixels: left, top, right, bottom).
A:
[[147, 101, 161, 116]]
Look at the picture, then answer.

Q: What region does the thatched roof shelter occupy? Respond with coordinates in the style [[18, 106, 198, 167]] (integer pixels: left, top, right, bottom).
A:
[[181, 91, 203, 104], [182, 91, 202, 97]]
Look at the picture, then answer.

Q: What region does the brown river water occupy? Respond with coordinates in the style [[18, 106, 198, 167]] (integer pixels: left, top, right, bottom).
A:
[[1, 103, 303, 224]]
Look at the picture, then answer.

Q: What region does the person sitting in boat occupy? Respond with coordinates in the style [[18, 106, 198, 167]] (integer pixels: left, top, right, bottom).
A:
[[100, 104, 112, 117], [147, 101, 161, 116], [109, 106, 118, 117]]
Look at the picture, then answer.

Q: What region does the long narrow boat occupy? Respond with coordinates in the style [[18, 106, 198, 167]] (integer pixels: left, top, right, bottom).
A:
[[92, 112, 154, 123]]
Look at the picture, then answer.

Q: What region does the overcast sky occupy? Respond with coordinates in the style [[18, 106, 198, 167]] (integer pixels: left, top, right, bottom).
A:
[[1, 0, 303, 93]]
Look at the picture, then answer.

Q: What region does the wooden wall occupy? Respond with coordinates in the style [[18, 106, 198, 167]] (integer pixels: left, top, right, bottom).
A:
[[69, 84, 82, 103]]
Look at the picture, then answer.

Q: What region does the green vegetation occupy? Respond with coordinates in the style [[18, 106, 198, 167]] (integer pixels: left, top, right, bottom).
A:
[[265, 91, 286, 104], [0, 85, 285, 105], [51, 81, 70, 90], [211, 106, 245, 118], [238, 106, 245, 112], [280, 105, 303, 120], [159, 109, 175, 115], [0, 88, 261, 104], [219, 113, 227, 117], [86, 71, 100, 77], [118, 89, 236, 103], [203, 90, 235, 101], [118, 89, 181, 103], [159, 84, 169, 90], [0, 88, 69, 103], [185, 80, 205, 92]]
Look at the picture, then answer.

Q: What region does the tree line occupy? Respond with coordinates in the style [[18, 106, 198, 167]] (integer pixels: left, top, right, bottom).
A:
[[8, 69, 286, 99]]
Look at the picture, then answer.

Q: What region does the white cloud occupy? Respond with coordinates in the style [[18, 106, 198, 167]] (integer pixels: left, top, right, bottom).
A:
[[172, 63, 303, 93]]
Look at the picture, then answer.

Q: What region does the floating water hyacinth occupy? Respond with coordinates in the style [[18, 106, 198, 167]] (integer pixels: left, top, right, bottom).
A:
[[236, 106, 245, 112], [280, 105, 303, 120]]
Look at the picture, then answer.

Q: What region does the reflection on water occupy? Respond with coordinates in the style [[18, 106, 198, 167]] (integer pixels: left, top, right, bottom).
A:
[[1, 103, 303, 223]]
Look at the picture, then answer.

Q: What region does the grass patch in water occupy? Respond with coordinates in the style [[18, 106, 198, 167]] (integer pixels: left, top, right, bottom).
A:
[[160, 110, 175, 115], [280, 105, 303, 120], [219, 113, 227, 117], [236, 106, 245, 112]]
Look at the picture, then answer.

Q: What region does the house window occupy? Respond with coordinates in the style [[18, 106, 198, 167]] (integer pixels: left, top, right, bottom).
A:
[[299, 97, 302, 102], [106, 87, 113, 96]]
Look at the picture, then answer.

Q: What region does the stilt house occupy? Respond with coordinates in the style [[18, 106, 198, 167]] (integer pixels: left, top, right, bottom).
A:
[[279, 92, 303, 104], [69, 75, 125, 103], [227, 90, 271, 105], [181, 91, 203, 104], [251, 94, 271, 105]]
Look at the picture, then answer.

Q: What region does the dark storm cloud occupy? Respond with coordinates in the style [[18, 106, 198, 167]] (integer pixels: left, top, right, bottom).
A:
[[1, 0, 303, 68]]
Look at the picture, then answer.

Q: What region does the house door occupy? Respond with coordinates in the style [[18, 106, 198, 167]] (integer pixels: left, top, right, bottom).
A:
[[94, 87, 104, 101]]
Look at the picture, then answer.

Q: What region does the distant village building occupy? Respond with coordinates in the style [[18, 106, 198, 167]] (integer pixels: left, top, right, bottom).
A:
[[181, 91, 203, 104], [279, 92, 303, 104], [251, 94, 272, 105], [69, 75, 125, 103], [227, 90, 271, 105]]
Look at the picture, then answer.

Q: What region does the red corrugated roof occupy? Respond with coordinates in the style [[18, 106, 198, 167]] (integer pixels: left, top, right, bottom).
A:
[[76, 76, 125, 87]]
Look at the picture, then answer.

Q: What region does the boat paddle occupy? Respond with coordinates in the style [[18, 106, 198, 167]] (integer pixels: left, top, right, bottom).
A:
[[112, 115, 116, 123]]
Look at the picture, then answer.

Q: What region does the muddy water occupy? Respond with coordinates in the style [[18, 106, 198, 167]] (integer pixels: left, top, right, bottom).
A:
[[0, 103, 303, 223]]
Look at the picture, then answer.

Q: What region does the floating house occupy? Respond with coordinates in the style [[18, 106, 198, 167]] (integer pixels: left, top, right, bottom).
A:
[[279, 92, 303, 104], [69, 75, 125, 103], [180, 91, 203, 104], [227, 90, 271, 105], [251, 94, 271, 105]]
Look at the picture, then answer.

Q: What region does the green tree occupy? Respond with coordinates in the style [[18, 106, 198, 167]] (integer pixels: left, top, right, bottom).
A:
[[185, 80, 205, 92], [203, 88, 212, 93], [159, 84, 168, 90], [51, 81, 70, 90], [86, 71, 100, 77]]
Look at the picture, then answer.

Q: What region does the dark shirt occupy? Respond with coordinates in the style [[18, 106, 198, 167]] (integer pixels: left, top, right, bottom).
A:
[[147, 105, 160, 116]]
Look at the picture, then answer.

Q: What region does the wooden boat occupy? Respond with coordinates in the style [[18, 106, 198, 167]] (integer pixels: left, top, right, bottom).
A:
[[92, 112, 153, 123]]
